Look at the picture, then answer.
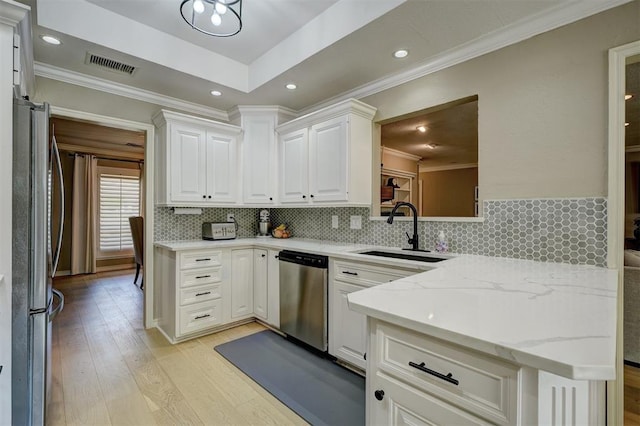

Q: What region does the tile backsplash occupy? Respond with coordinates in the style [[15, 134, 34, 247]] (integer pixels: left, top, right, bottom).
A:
[[154, 197, 607, 266]]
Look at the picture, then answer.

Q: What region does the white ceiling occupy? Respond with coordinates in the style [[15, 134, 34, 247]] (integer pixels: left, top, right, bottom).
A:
[[22, 0, 631, 114]]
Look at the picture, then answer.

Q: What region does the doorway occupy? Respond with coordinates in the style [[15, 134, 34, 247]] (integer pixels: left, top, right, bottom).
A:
[[608, 40, 640, 425], [49, 107, 155, 328]]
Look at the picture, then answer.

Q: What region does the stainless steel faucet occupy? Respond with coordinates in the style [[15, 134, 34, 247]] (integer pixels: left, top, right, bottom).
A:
[[386, 202, 419, 251]]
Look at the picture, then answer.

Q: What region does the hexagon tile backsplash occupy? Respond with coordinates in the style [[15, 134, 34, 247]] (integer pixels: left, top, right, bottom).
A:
[[154, 197, 607, 266]]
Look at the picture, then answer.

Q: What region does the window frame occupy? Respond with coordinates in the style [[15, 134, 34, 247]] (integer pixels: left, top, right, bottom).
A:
[[96, 165, 141, 260]]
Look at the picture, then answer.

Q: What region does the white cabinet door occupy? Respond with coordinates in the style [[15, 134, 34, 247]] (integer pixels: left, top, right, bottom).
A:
[[243, 116, 276, 204], [279, 128, 309, 203], [170, 124, 207, 203], [330, 281, 367, 370], [370, 373, 490, 426], [266, 249, 280, 328], [231, 249, 254, 319], [253, 249, 268, 320], [206, 131, 236, 203], [309, 116, 348, 202]]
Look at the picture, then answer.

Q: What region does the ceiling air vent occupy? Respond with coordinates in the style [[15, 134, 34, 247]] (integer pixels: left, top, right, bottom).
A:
[[85, 53, 136, 76]]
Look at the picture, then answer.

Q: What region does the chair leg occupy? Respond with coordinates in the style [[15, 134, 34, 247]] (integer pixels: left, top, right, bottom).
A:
[[134, 263, 140, 285], [140, 278, 143, 290]]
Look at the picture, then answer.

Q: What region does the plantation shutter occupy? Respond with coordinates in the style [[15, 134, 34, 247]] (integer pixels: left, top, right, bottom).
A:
[[99, 174, 140, 252]]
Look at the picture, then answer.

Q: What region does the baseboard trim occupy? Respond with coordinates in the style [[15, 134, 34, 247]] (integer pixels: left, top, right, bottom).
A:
[[54, 270, 71, 277], [624, 359, 640, 368], [95, 264, 136, 273]]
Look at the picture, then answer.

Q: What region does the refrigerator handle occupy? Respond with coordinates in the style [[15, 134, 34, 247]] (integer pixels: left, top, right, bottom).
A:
[[51, 133, 64, 277], [50, 288, 64, 321]]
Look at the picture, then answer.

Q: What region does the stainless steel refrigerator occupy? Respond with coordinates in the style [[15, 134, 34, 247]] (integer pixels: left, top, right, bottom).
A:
[[12, 98, 65, 425]]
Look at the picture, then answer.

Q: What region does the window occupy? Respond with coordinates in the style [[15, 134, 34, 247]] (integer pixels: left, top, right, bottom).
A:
[[98, 167, 140, 257]]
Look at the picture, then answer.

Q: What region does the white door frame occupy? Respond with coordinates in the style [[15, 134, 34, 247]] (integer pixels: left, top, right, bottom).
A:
[[607, 39, 640, 425], [50, 106, 155, 329]]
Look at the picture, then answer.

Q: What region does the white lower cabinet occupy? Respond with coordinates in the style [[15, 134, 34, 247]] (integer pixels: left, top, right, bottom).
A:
[[231, 249, 254, 319], [154, 247, 230, 343], [329, 259, 422, 370], [253, 249, 268, 320], [370, 372, 490, 425], [367, 319, 527, 426]]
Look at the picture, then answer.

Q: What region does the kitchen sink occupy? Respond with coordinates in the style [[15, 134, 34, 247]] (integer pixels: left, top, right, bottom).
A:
[[357, 250, 448, 263]]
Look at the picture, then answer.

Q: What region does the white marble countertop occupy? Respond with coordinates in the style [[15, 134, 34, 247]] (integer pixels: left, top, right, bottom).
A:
[[154, 238, 442, 271], [348, 254, 618, 381]]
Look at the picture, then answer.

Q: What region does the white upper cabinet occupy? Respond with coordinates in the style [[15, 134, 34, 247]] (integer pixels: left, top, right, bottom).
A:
[[169, 124, 207, 203], [153, 110, 241, 206], [309, 116, 348, 202], [276, 99, 376, 206], [279, 128, 309, 203]]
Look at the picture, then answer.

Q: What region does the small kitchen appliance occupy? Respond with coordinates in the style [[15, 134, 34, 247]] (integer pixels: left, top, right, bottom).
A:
[[202, 222, 236, 240], [257, 209, 272, 237]]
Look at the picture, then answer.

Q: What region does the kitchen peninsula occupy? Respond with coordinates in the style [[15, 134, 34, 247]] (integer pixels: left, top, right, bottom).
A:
[[155, 236, 617, 424]]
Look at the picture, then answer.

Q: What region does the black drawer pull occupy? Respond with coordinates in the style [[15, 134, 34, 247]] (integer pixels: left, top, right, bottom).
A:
[[408, 361, 459, 386], [195, 275, 211, 279], [195, 314, 211, 320], [343, 271, 358, 276], [195, 291, 211, 297], [195, 258, 211, 262]]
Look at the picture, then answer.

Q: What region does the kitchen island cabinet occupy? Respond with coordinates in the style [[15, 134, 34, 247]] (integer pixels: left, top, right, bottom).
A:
[[349, 255, 617, 425]]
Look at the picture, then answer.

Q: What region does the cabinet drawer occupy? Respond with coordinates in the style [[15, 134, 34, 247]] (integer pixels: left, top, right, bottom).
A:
[[376, 321, 519, 425], [179, 267, 222, 288], [334, 260, 419, 287], [178, 299, 222, 336], [179, 250, 222, 270], [371, 372, 490, 426], [179, 283, 222, 306]]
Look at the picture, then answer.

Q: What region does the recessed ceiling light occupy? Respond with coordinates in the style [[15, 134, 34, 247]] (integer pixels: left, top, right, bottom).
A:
[[41, 35, 61, 45], [210, 90, 222, 96], [626, 94, 634, 100], [626, 122, 630, 127], [417, 126, 427, 133], [286, 83, 297, 90], [393, 49, 408, 59]]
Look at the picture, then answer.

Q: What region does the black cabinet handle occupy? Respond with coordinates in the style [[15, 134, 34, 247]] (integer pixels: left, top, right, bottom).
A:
[[261, 254, 266, 257], [202, 195, 206, 199], [364, 352, 366, 360], [269, 197, 273, 201], [195, 258, 211, 262], [208, 195, 212, 199], [310, 194, 314, 198], [343, 271, 358, 276], [408, 361, 459, 386], [302, 195, 306, 199], [195, 314, 211, 320], [374, 390, 384, 401], [195, 291, 211, 297], [275, 255, 279, 259], [195, 275, 211, 279]]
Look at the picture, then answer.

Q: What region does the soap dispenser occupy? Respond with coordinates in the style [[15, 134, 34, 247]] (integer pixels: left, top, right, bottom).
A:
[[435, 231, 448, 253]]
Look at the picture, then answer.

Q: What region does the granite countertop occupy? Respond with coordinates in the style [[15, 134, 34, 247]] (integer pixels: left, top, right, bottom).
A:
[[154, 237, 617, 380], [348, 254, 617, 381]]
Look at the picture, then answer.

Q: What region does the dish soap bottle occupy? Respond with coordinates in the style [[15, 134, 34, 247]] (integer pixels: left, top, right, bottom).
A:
[[435, 231, 448, 253]]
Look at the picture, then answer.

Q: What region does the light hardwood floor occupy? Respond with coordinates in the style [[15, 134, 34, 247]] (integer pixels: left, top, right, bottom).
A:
[[49, 270, 308, 426]]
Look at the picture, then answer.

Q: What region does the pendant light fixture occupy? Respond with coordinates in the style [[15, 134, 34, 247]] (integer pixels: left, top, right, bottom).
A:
[[180, 0, 243, 37]]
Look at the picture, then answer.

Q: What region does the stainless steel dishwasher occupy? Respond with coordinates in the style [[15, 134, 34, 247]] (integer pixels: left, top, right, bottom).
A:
[[279, 250, 329, 352]]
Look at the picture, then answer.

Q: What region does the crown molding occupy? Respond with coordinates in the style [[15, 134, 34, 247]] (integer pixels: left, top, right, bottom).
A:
[[419, 163, 478, 173], [35, 62, 229, 121], [382, 146, 422, 162], [299, 0, 633, 116], [0, 0, 29, 27]]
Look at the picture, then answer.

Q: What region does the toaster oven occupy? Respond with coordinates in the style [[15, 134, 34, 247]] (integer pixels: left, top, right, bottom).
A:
[[202, 222, 236, 240]]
